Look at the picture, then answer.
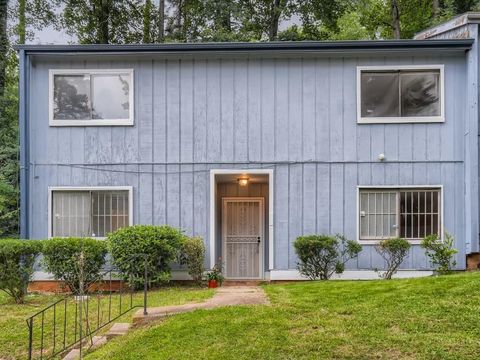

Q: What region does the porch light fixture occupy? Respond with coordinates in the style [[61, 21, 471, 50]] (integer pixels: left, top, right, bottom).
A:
[[237, 176, 249, 186]]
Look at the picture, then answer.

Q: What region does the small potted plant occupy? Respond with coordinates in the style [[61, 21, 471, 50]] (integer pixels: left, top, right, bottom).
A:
[[205, 262, 224, 288]]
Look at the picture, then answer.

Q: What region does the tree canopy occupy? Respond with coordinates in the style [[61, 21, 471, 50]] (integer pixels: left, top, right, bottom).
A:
[[7, 0, 478, 44]]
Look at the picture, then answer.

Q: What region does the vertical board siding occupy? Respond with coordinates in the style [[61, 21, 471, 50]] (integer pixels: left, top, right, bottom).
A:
[[315, 58, 330, 160], [180, 165, 194, 233], [329, 61, 344, 162], [275, 165, 289, 269], [220, 60, 235, 162], [153, 164, 166, 225], [288, 164, 303, 269], [248, 60, 262, 162], [233, 60, 248, 162], [206, 62, 221, 162], [28, 53, 468, 270], [180, 60, 194, 163], [302, 59, 316, 160], [166, 60, 180, 163], [288, 59, 303, 161], [260, 59, 275, 162], [139, 164, 153, 224], [275, 60, 289, 161], [302, 163, 317, 234], [343, 58, 357, 162], [153, 60, 167, 163], [193, 60, 207, 163]]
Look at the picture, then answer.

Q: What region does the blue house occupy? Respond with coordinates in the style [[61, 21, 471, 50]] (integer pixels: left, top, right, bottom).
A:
[[16, 14, 480, 281]]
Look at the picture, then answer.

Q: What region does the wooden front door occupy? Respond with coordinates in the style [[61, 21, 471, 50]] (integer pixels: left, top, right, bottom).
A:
[[222, 198, 264, 279]]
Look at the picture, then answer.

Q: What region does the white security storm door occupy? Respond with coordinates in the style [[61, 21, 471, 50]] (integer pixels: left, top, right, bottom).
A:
[[222, 198, 264, 279]]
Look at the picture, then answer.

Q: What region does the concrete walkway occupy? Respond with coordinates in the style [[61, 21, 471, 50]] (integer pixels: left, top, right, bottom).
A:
[[133, 286, 268, 325], [63, 287, 268, 359]]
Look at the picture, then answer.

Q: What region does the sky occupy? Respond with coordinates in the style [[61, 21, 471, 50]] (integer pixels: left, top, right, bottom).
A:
[[34, 26, 74, 45]]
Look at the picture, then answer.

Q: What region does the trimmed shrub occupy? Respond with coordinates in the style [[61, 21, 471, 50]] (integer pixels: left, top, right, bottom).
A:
[[421, 232, 457, 273], [179, 236, 205, 285], [375, 238, 411, 280], [107, 225, 185, 289], [0, 239, 42, 303], [293, 234, 362, 280], [42, 237, 107, 294]]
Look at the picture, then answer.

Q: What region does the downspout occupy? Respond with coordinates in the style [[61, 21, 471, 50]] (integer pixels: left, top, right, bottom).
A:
[[19, 49, 29, 238], [464, 23, 480, 255]]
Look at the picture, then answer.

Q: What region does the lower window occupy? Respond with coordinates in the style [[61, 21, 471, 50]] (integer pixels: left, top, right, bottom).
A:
[[359, 188, 441, 241], [50, 188, 131, 238]]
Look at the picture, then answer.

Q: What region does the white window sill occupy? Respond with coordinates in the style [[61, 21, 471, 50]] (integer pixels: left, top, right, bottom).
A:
[[50, 119, 134, 127], [48, 236, 107, 240], [357, 116, 444, 124], [358, 239, 423, 245]]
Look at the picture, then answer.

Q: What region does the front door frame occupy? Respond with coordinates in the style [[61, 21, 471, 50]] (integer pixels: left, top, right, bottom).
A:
[[222, 197, 264, 279], [209, 169, 274, 277]]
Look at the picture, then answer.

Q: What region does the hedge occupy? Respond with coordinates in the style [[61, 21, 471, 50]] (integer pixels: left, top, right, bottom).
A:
[[42, 237, 107, 294], [0, 239, 42, 303]]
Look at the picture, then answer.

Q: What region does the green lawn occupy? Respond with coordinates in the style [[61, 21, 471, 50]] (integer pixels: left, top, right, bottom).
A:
[[87, 273, 480, 360], [0, 287, 214, 360]]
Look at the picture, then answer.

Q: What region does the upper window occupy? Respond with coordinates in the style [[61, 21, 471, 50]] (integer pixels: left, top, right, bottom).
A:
[[49, 69, 134, 126], [49, 187, 132, 238], [357, 66, 444, 124], [359, 187, 441, 242]]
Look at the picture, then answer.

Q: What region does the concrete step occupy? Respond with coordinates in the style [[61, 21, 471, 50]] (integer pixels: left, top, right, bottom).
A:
[[106, 323, 131, 340], [223, 280, 263, 286], [62, 349, 80, 360], [90, 335, 108, 349], [132, 303, 202, 326]]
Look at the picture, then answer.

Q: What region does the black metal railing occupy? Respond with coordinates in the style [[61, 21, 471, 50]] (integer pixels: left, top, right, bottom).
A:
[[26, 256, 150, 359]]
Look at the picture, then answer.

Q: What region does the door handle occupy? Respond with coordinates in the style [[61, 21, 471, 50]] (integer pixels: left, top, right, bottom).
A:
[[257, 237, 261, 244]]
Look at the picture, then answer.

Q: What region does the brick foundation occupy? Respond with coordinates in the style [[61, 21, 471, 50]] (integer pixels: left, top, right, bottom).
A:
[[467, 253, 480, 270], [28, 280, 126, 294]]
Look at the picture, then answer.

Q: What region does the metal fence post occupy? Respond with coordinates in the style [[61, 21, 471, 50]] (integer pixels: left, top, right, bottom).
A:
[[143, 254, 148, 316], [27, 317, 33, 360]]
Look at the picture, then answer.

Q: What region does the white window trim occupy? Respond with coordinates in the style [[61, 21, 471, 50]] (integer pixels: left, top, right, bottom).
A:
[[356, 185, 444, 245], [47, 186, 134, 239], [49, 69, 135, 126], [356, 65, 445, 124]]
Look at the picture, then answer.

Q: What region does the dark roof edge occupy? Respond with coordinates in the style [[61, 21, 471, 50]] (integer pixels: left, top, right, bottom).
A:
[[13, 39, 474, 54]]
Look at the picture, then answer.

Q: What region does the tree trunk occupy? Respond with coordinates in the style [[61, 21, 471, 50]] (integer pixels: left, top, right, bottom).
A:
[[391, 0, 401, 39], [0, 0, 7, 98], [432, 0, 440, 20], [176, 0, 187, 41], [222, 8, 231, 32], [268, 0, 282, 41], [97, 0, 110, 44], [18, 0, 25, 44], [176, 0, 183, 30], [143, 0, 152, 43], [214, 1, 231, 32], [158, 0, 165, 42]]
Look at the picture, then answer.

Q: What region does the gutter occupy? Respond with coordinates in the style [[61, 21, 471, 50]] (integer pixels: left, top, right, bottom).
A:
[[13, 39, 474, 55]]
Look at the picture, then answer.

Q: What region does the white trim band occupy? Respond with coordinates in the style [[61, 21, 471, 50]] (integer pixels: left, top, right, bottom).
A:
[[267, 270, 434, 281]]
